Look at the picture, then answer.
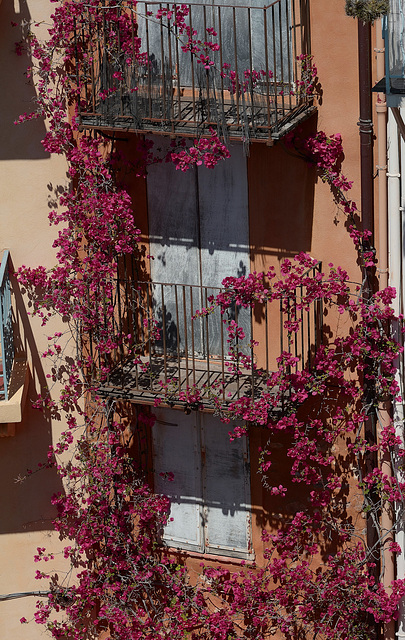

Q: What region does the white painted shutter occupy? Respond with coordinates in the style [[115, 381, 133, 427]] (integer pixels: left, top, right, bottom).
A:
[[202, 414, 252, 557], [153, 408, 203, 551], [153, 409, 252, 558]]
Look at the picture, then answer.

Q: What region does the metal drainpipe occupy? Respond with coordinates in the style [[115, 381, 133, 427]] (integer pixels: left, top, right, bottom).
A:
[[358, 19, 374, 243], [375, 24, 395, 640], [358, 19, 395, 640], [357, 12, 379, 569], [387, 107, 405, 640], [376, 24, 388, 292]]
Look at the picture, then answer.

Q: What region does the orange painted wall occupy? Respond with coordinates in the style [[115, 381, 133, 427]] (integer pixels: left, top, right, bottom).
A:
[[0, 2, 78, 638], [249, 2, 364, 280]]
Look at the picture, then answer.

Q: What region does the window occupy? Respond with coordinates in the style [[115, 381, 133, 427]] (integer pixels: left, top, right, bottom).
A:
[[153, 408, 252, 559]]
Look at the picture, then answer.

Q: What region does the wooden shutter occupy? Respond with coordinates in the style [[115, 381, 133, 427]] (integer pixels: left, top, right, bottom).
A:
[[202, 414, 252, 558], [153, 408, 203, 551], [153, 409, 252, 558]]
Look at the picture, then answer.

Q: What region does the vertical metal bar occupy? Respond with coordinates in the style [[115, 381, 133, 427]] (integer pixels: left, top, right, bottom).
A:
[[294, 293, 298, 372], [174, 285, 182, 395], [145, 3, 153, 118], [147, 283, 153, 390], [220, 301, 225, 403], [130, 2, 136, 113], [248, 7, 255, 130], [189, 6, 197, 122], [313, 267, 319, 363], [218, 6, 225, 101], [115, 4, 124, 116], [304, 0, 312, 58], [102, 5, 109, 117], [133, 285, 140, 390], [235, 303, 240, 398], [285, 0, 292, 112], [318, 263, 323, 362], [159, 4, 167, 119], [307, 286, 311, 371], [233, 6, 240, 125], [124, 258, 132, 350], [140, 282, 146, 346], [166, 7, 175, 132], [263, 7, 272, 139], [190, 287, 196, 386], [87, 285, 94, 381], [161, 285, 168, 386], [91, 13, 98, 113], [205, 288, 211, 392], [250, 307, 255, 400], [175, 7, 182, 122], [278, 1, 285, 116], [292, 0, 299, 106], [300, 283, 305, 371], [115, 259, 124, 379], [271, 4, 279, 128], [73, 18, 83, 122], [203, 5, 212, 125], [183, 286, 189, 386]]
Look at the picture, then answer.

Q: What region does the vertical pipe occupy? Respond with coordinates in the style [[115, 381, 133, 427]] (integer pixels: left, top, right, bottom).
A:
[[387, 107, 405, 640], [394, 127, 405, 640], [357, 20, 382, 609], [376, 23, 388, 291], [374, 37, 394, 637], [358, 19, 375, 241]]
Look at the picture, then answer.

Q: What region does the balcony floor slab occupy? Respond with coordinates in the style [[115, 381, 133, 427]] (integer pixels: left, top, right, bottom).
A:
[[97, 354, 283, 413]]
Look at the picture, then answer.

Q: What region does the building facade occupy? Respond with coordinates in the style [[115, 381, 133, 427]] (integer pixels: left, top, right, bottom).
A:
[[1, 0, 401, 638]]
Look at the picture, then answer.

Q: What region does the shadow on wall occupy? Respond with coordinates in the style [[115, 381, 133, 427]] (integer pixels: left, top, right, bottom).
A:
[[0, 0, 49, 160], [0, 273, 64, 534], [248, 112, 318, 262]]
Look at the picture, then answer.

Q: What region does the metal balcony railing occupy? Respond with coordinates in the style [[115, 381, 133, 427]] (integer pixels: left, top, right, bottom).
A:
[[0, 251, 14, 401], [383, 1, 405, 94], [75, 0, 314, 142], [94, 262, 323, 409]]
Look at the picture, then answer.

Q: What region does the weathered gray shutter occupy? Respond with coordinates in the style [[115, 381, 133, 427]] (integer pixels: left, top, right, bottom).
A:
[[201, 414, 252, 558], [153, 408, 203, 551], [147, 141, 250, 358], [153, 408, 252, 558]]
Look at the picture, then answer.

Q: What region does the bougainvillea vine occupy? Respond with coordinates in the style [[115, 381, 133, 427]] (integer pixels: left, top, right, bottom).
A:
[[11, 2, 405, 639]]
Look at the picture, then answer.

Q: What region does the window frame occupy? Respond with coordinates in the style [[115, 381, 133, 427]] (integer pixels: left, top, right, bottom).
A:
[[152, 408, 253, 560]]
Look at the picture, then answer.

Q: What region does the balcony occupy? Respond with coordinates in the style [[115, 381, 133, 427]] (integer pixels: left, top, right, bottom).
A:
[[75, 0, 315, 142], [0, 251, 14, 402], [94, 262, 323, 411], [0, 251, 29, 434]]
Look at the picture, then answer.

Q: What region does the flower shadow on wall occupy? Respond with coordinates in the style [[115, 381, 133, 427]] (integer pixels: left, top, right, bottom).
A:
[[0, 0, 49, 159]]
